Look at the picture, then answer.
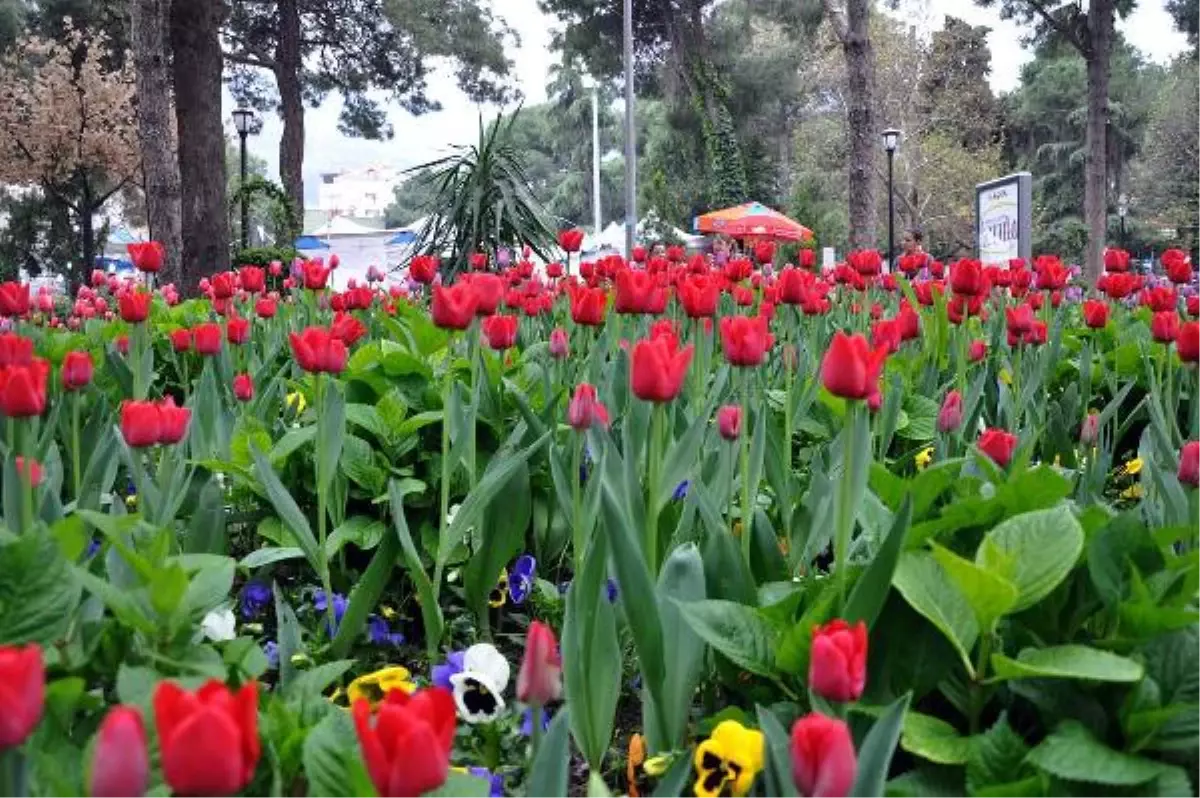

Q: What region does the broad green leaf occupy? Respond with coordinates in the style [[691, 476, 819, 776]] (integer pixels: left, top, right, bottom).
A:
[[1025, 721, 1169, 786], [185, 476, 227, 555], [526, 709, 572, 797], [990, 645, 1144, 683], [330, 533, 398, 659], [302, 707, 358, 797], [845, 496, 912, 629], [387, 480, 443, 658], [269, 426, 316, 463], [274, 585, 303, 692], [287, 660, 355, 704], [655, 410, 711, 512], [892, 552, 978, 677], [0, 530, 81, 646], [240, 547, 305, 569], [249, 445, 321, 573], [756, 705, 799, 798], [900, 711, 971, 765], [967, 713, 1032, 795], [975, 505, 1083, 612], [929, 543, 1019, 632], [655, 544, 707, 749], [675, 599, 776, 677], [317, 384, 345, 496], [851, 692, 911, 797], [463, 461, 530, 625], [428, 772, 491, 797], [563, 533, 619, 769], [325, 516, 386, 556]]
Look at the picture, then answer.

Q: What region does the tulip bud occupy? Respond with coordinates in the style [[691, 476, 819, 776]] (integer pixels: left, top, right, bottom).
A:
[[809, 619, 867, 703], [937, 390, 963, 434], [548, 328, 569, 359], [89, 706, 148, 797], [0, 643, 44, 748], [1180, 441, 1199, 488], [567, 383, 609, 431], [517, 621, 562, 705], [1079, 412, 1100, 446], [790, 713, 857, 798], [717, 405, 742, 441]]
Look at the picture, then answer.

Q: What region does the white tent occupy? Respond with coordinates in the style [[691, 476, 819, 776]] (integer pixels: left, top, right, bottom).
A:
[[306, 215, 379, 237]]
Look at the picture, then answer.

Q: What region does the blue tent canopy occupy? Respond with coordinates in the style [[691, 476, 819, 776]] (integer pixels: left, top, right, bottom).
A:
[[294, 235, 330, 250], [387, 230, 416, 245]]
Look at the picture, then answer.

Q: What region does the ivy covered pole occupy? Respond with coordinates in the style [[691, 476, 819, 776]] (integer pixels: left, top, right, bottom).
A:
[[233, 107, 256, 250]]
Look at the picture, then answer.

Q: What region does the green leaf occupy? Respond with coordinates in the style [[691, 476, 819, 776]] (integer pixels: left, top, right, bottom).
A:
[[900, 711, 971, 765], [428, 772, 491, 797], [675, 599, 776, 677], [185, 476, 227, 554], [967, 713, 1031, 795], [387, 479, 443, 658], [317, 385, 345, 496], [929, 543, 1019, 632], [288, 660, 355, 704], [463, 461, 530, 624], [527, 709, 572, 798], [240, 547, 306, 569], [325, 516, 386, 556], [845, 495, 911, 629], [651, 753, 696, 798], [249, 444, 321, 574], [990, 645, 1144, 683], [655, 410, 711, 512], [851, 692, 911, 797], [975, 505, 1083, 612], [1025, 721, 1169, 786], [149, 563, 188, 620], [182, 558, 235, 621], [269, 426, 316, 463], [892, 552, 978, 677], [302, 707, 358, 797], [655, 544, 707, 749], [0, 529, 81, 646], [756, 705, 799, 797], [330, 533, 398, 659], [274, 585, 304, 693]]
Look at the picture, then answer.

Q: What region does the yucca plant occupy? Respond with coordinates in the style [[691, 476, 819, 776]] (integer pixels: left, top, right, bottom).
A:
[[406, 108, 557, 278]]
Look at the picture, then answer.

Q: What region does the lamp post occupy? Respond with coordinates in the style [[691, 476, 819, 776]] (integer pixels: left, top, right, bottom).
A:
[[232, 108, 256, 250], [581, 75, 602, 238], [1118, 192, 1129, 250], [882, 128, 901, 270], [622, 0, 636, 259]]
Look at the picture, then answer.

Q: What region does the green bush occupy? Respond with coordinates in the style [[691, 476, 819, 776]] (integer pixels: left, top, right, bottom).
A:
[[233, 245, 297, 268]]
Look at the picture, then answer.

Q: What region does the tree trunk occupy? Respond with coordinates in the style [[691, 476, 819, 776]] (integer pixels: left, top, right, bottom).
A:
[[276, 0, 305, 223], [79, 191, 95, 292], [843, 0, 877, 251], [170, 0, 229, 290], [129, 0, 183, 287], [1083, 0, 1114, 282]]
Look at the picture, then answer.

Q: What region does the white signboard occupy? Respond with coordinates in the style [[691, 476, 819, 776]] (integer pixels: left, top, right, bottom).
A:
[[975, 172, 1032, 265]]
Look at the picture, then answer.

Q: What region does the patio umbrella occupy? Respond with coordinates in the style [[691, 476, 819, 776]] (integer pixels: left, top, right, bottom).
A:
[[693, 202, 813, 242], [294, 235, 331, 250]]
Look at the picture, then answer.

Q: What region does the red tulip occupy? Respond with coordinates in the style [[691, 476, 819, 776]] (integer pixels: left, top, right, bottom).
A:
[[791, 713, 857, 798], [0, 333, 32, 368], [61, 350, 93, 390], [127, 241, 164, 273], [549, 328, 569, 359], [1152, 311, 1180, 344], [469, 252, 489, 271], [870, 318, 901, 354], [809, 619, 867, 702], [118, 291, 152, 323], [949, 258, 988, 297], [717, 405, 742, 441], [409, 255, 439, 284], [210, 272, 235, 300], [431, 284, 476, 330], [331, 312, 368, 346], [90, 269, 107, 287], [467, 273, 504, 316], [0, 358, 48, 417], [1082, 299, 1109, 329], [239, 266, 265, 293], [1163, 249, 1192, 284], [1187, 296, 1199, 317], [1178, 321, 1199, 363], [558, 228, 584, 253], [481, 314, 519, 351], [719, 314, 773, 367], [354, 688, 455, 798], [896, 304, 920, 341], [978, 428, 1018, 467], [631, 246, 647, 264], [678, 274, 721, 318], [115, 335, 129, 355], [517, 620, 562, 705], [569, 285, 608, 326], [154, 680, 259, 796], [158, 398, 191, 445], [753, 240, 776, 265], [1142, 286, 1178, 313], [193, 323, 222, 355], [1034, 255, 1068, 290], [255, 297, 277, 319], [615, 270, 665, 315], [0, 643, 44, 748], [289, 326, 348, 374], [1102, 272, 1141, 300], [897, 253, 926, 275], [937, 390, 963, 433], [15, 456, 42, 487], [630, 334, 693, 403], [847, 249, 881, 277], [820, 332, 887, 402], [1005, 303, 1034, 337], [567, 383, 609, 431], [89, 706, 148, 797], [799, 248, 816, 269], [1103, 248, 1130, 273], [1179, 441, 1199, 487], [301, 260, 331, 290], [1080, 412, 1100, 446], [226, 316, 250, 345], [120, 401, 162, 447], [169, 329, 192, 353], [233, 374, 254, 402]]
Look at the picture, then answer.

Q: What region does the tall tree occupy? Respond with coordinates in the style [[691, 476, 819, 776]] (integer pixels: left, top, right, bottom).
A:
[[171, 0, 229, 288], [129, 0, 182, 286], [975, 0, 1137, 280], [223, 0, 517, 219]]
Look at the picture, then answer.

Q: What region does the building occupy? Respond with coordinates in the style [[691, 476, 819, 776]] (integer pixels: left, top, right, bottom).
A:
[[315, 164, 404, 220]]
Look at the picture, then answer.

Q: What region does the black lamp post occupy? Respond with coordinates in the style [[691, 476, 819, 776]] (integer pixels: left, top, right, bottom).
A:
[[1118, 193, 1129, 250], [232, 108, 255, 250], [882, 128, 901, 269]]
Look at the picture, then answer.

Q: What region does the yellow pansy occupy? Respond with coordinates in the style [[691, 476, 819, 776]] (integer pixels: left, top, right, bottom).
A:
[[915, 446, 934, 471], [488, 569, 508, 608], [285, 391, 307, 414], [346, 666, 417, 706], [125, 494, 138, 510], [1120, 457, 1143, 477], [644, 755, 672, 777], [380, 604, 399, 621], [1120, 483, 1144, 500], [693, 720, 764, 798]]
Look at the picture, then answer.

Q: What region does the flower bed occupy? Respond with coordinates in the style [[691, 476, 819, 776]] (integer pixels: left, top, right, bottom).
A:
[[0, 242, 1196, 797]]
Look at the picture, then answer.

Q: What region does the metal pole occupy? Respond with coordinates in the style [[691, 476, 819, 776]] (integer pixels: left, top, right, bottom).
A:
[[886, 150, 895, 269], [1120, 215, 1126, 249], [592, 87, 602, 237], [622, 0, 636, 260], [239, 131, 249, 250]]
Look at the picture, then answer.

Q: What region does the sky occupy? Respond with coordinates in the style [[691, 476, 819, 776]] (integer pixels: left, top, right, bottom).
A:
[[225, 0, 1191, 206]]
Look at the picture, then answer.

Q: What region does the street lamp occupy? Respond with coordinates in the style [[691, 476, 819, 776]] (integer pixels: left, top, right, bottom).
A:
[[232, 108, 256, 250], [580, 75, 603, 241], [1118, 193, 1129, 250], [882, 128, 901, 270]]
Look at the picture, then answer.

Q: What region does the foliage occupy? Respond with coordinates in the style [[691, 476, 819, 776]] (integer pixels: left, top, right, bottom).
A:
[[232, 245, 299, 269], [228, 177, 302, 246]]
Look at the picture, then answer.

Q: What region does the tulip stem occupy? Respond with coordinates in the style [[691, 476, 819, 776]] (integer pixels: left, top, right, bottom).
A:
[[0, 748, 27, 798], [19, 422, 32, 533], [433, 361, 453, 601], [529, 702, 544, 766], [313, 374, 335, 641], [739, 369, 753, 567], [834, 403, 860, 609], [646, 403, 664, 573], [72, 393, 81, 503], [571, 434, 584, 574]]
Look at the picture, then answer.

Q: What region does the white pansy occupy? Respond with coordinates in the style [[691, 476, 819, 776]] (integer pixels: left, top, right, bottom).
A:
[[449, 643, 511, 724], [200, 607, 237, 642]]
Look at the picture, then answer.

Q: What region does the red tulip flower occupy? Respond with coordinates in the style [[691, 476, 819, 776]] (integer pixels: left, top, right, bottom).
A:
[[210, 272, 235, 300], [719, 314, 773, 366], [169, 329, 192, 353], [949, 258, 988, 297], [809, 620, 867, 703], [1152, 311, 1180, 344], [569, 286, 608, 326], [153, 680, 259, 796], [481, 314, 519, 351], [1082, 299, 1109, 329], [127, 241, 164, 273], [1102, 272, 1141, 300], [226, 316, 250, 345], [289, 326, 348, 374], [431, 284, 477, 330], [978, 428, 1018, 467], [158, 398, 192, 445], [354, 688, 456, 798], [409, 255, 439, 284], [558, 228, 584, 253], [799, 248, 816, 269], [1142, 286, 1178, 313], [678, 274, 721, 318], [937, 390, 963, 433], [630, 334, 693, 403], [517, 620, 562, 705], [0, 335, 36, 371], [1179, 441, 1199, 487], [1080, 412, 1100, 446], [753, 240, 776, 265], [1005, 303, 1035, 337], [1163, 249, 1193, 284], [233, 374, 254, 402], [238, 266, 265, 293], [0, 282, 33, 317], [549, 328, 569, 359], [331, 312, 368, 346], [1187, 296, 1199, 317], [1178, 321, 1199, 363], [467, 273, 505, 316], [61, 350, 93, 391], [615, 270, 665, 314], [870, 318, 901, 355], [896, 304, 920, 341], [790, 713, 857, 798], [89, 706, 148, 798], [469, 252, 489, 271], [255, 297, 277, 319], [717, 405, 742, 441], [193, 323, 222, 355], [118, 291, 152, 323], [0, 358, 48, 417], [0, 643, 44, 748], [301, 260, 331, 290], [820, 332, 887, 402], [115, 335, 129, 355], [1103, 248, 1130, 273], [847, 249, 881, 277], [567, 383, 609, 431]]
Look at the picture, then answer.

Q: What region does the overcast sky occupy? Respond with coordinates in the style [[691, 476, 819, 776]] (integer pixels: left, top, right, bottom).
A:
[[226, 0, 1190, 203]]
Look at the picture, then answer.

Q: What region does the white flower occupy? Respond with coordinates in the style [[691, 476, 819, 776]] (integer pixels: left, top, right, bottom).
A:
[[449, 643, 510, 724], [201, 607, 237, 642]]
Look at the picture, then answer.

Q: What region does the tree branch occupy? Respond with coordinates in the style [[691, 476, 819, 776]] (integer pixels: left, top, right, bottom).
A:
[[822, 0, 849, 43], [1021, 0, 1086, 55], [223, 50, 275, 69]]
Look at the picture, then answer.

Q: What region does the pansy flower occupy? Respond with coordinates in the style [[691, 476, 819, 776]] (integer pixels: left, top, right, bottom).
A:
[[313, 589, 348, 635], [263, 641, 279, 670], [672, 480, 690, 501], [432, 650, 466, 690], [461, 767, 505, 798], [346, 665, 417, 706], [449, 643, 510, 724], [240, 581, 272, 618], [367, 615, 405, 647], [606, 578, 619, 604], [489, 569, 509, 608], [520, 707, 551, 737], [692, 720, 764, 798], [508, 555, 537, 604]]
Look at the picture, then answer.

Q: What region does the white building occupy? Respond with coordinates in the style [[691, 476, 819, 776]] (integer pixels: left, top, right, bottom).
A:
[[315, 164, 404, 219]]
